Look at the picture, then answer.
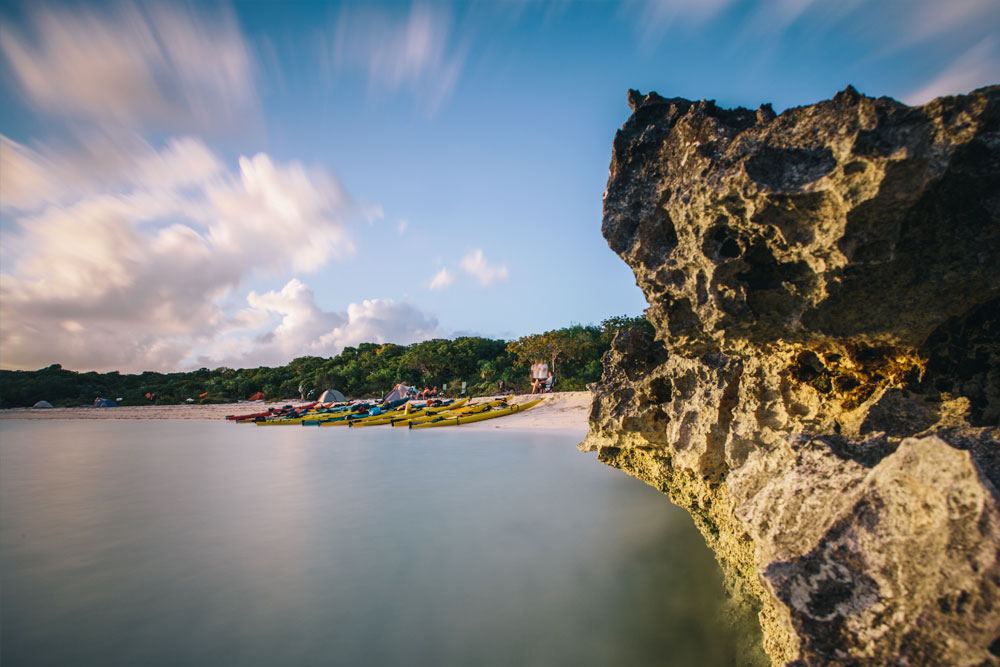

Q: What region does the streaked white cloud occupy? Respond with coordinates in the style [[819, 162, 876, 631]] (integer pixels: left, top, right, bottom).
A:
[[330, 2, 464, 111], [397, 218, 410, 235], [0, 137, 57, 211], [0, 1, 255, 131], [460, 249, 508, 287], [625, 0, 852, 53], [0, 136, 368, 372], [1, 132, 225, 213], [627, 0, 1000, 69], [895, 0, 999, 50], [904, 36, 1000, 104], [428, 267, 455, 290], [629, 0, 734, 35]]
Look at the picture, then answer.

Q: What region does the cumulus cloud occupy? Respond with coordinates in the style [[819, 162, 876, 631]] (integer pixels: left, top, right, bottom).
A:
[[318, 298, 440, 351], [202, 280, 441, 368], [329, 2, 465, 111], [205, 153, 355, 273], [0, 1, 255, 131], [428, 267, 455, 290], [0, 136, 367, 372], [459, 249, 508, 287]]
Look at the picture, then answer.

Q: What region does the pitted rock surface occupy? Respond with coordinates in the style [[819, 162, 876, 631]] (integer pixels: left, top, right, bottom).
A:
[[583, 85, 1000, 665]]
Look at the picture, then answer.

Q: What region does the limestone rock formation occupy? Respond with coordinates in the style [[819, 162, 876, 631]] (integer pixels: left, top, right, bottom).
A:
[[582, 85, 1000, 665]]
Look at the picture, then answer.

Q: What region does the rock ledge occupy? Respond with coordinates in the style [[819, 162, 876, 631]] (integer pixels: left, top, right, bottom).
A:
[[583, 85, 1000, 665]]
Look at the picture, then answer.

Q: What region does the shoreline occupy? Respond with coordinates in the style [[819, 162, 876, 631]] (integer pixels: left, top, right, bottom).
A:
[[0, 391, 592, 434]]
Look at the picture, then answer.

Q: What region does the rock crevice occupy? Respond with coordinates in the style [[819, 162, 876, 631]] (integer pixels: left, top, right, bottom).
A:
[[584, 85, 1000, 665]]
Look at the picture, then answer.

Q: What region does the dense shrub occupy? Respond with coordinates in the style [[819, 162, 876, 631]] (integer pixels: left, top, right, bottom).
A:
[[0, 316, 649, 407]]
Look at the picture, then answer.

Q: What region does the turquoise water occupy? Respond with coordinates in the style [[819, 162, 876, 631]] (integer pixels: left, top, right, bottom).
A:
[[1, 420, 763, 666]]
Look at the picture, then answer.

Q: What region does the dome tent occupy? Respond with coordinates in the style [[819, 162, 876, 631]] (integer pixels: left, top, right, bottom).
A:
[[382, 383, 413, 404], [318, 389, 346, 403], [32, 400, 53, 409], [93, 397, 117, 408]]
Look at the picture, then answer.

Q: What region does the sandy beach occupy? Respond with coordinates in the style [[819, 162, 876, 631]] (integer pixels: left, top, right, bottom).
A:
[[0, 391, 592, 434]]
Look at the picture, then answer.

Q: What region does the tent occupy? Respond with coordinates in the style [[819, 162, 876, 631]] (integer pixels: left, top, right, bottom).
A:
[[318, 389, 346, 403], [382, 383, 413, 403], [248, 391, 264, 401], [93, 397, 117, 408], [32, 400, 53, 409]]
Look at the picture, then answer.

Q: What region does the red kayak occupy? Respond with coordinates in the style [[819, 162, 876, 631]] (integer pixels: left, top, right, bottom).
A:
[[226, 402, 318, 421]]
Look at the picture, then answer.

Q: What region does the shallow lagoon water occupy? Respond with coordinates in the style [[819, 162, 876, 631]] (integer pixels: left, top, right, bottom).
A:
[[1, 420, 764, 666]]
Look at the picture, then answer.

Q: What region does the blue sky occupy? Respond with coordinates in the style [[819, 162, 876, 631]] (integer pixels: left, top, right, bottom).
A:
[[1, 0, 997, 372]]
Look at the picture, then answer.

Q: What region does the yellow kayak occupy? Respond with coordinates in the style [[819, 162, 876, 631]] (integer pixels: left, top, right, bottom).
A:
[[350, 410, 414, 427], [258, 406, 369, 425], [409, 398, 543, 429], [390, 399, 506, 427], [434, 397, 469, 410], [254, 403, 370, 425], [351, 398, 469, 427], [321, 405, 413, 427], [255, 416, 310, 426], [324, 398, 470, 428]]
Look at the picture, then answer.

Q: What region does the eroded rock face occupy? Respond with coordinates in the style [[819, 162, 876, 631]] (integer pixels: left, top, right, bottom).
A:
[[583, 85, 1000, 665]]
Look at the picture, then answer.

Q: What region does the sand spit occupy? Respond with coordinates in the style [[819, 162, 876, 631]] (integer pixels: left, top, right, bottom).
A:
[[0, 391, 592, 433]]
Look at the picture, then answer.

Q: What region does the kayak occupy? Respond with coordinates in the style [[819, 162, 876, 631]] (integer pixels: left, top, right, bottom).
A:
[[228, 409, 278, 421], [300, 402, 384, 425], [350, 398, 470, 427], [257, 402, 373, 425], [255, 415, 321, 426], [229, 402, 318, 421], [321, 406, 411, 427], [251, 397, 471, 427], [409, 398, 543, 428], [390, 398, 506, 427], [319, 398, 464, 427]]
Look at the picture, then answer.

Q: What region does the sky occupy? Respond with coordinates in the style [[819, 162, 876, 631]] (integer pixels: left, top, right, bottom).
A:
[[1, 0, 998, 373]]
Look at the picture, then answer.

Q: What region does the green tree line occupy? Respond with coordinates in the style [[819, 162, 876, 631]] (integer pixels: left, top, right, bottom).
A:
[[0, 316, 653, 408]]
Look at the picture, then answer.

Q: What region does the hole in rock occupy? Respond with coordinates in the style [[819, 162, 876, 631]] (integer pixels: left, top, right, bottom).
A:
[[720, 238, 742, 258], [705, 225, 743, 261], [792, 350, 824, 381]]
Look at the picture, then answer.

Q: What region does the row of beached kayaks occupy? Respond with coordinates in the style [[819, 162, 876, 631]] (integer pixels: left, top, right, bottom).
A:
[[225, 396, 543, 429]]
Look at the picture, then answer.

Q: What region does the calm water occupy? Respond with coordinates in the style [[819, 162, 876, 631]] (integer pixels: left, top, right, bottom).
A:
[[1, 420, 764, 666]]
